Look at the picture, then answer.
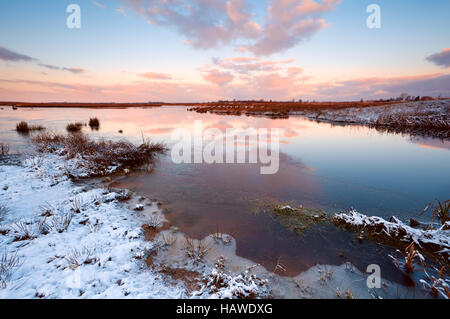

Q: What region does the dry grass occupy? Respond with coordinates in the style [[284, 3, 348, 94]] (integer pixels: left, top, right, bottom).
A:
[[375, 110, 449, 130], [66, 122, 84, 133], [32, 132, 167, 176], [273, 256, 287, 275], [183, 236, 211, 262], [188, 100, 408, 116], [50, 212, 74, 233], [0, 249, 21, 288], [390, 242, 425, 273], [420, 266, 450, 298], [145, 216, 162, 229], [420, 199, 450, 227], [9, 219, 48, 241], [0, 142, 9, 156], [65, 247, 98, 269], [0, 204, 9, 222], [15, 121, 45, 133]]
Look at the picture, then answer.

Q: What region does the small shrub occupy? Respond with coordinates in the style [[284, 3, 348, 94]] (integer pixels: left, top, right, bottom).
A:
[[66, 122, 83, 133], [88, 117, 100, 129]]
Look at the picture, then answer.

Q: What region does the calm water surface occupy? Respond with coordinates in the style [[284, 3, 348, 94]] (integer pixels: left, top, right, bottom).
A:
[[1, 106, 449, 283]]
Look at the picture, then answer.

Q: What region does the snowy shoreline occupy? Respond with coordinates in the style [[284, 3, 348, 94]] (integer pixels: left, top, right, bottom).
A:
[[292, 100, 450, 139]]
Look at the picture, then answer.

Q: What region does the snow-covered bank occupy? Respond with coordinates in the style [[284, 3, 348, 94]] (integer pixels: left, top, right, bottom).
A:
[[294, 100, 450, 138], [333, 210, 450, 259]]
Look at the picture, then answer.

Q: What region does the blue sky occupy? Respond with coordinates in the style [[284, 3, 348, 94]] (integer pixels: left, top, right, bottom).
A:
[[0, 0, 449, 102]]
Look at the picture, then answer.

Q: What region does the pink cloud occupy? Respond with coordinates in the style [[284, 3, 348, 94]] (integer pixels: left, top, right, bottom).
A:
[[122, 0, 340, 55], [201, 69, 234, 86], [123, 0, 260, 49], [138, 72, 172, 80]]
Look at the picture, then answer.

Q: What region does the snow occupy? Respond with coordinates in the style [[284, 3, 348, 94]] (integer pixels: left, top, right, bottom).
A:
[[0, 154, 187, 298]]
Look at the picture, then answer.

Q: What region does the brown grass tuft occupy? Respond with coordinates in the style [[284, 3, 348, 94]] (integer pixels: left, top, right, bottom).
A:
[[420, 199, 450, 227], [66, 122, 84, 133], [88, 117, 100, 129], [32, 132, 167, 176], [16, 121, 45, 133]]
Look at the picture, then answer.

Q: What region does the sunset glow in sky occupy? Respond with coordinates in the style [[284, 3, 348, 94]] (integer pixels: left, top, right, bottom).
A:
[[0, 0, 449, 102]]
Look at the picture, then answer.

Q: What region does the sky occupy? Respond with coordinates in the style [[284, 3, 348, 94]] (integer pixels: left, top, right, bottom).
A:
[[0, 0, 449, 102]]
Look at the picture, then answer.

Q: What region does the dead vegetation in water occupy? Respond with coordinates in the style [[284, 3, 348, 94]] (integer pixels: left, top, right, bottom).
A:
[[88, 117, 100, 129], [389, 242, 425, 273], [66, 122, 84, 133], [183, 236, 211, 263], [420, 199, 450, 227], [31, 132, 167, 177], [15, 121, 45, 134], [0, 142, 9, 156], [250, 199, 328, 236], [420, 266, 450, 299], [142, 220, 170, 241], [159, 266, 201, 292]]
